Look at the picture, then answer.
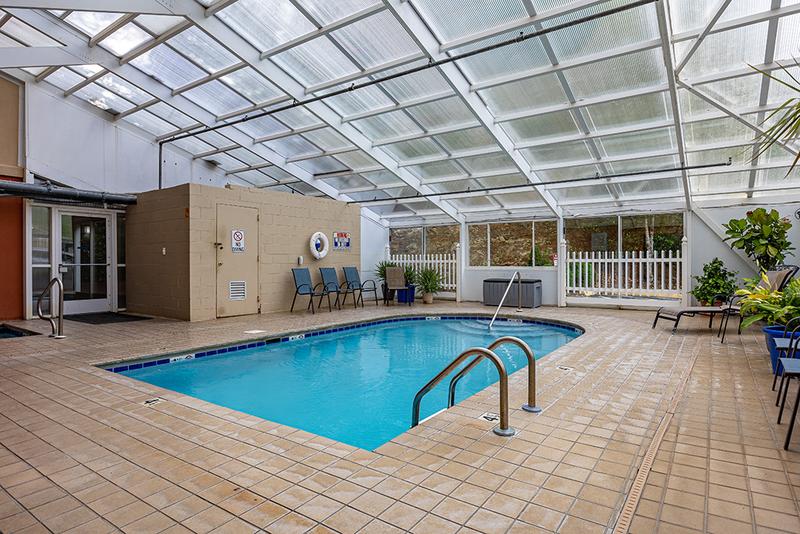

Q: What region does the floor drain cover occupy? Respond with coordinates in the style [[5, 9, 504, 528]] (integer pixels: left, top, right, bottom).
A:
[[142, 397, 165, 406], [480, 412, 500, 422], [556, 365, 574, 372]]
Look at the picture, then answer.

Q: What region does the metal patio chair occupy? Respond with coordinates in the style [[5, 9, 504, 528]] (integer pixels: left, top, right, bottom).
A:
[[343, 266, 379, 307], [319, 267, 348, 310], [290, 268, 330, 314]]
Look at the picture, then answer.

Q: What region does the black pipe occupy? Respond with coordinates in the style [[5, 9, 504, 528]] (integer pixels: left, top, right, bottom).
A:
[[347, 159, 733, 204], [159, 0, 657, 145], [0, 181, 137, 204]]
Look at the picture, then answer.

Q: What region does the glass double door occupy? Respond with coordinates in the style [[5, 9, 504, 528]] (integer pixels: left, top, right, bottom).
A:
[[57, 212, 111, 314]]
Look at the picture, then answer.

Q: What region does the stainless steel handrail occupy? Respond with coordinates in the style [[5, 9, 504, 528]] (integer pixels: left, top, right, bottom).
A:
[[411, 347, 515, 436], [448, 336, 541, 413], [488, 271, 522, 330], [37, 277, 65, 339]]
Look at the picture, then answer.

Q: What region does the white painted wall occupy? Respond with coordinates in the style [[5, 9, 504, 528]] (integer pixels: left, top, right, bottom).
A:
[[360, 212, 389, 284], [24, 82, 228, 193]]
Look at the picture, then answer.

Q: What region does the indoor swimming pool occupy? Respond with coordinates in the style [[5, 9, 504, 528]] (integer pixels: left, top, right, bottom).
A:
[[118, 316, 580, 450]]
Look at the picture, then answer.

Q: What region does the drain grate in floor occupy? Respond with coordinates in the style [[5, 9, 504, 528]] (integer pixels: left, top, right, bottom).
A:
[[142, 397, 165, 406], [556, 365, 574, 371], [479, 412, 500, 422]]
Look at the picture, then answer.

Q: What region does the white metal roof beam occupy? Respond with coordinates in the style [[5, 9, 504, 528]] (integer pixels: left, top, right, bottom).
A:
[[165, 0, 463, 223], [674, 0, 733, 75], [0, 0, 193, 14], [89, 13, 136, 47], [0, 45, 98, 68], [656, 0, 692, 210], [384, 0, 561, 216], [678, 80, 799, 158]]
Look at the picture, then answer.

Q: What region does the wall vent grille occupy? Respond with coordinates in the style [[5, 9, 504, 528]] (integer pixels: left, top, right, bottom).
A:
[[229, 281, 246, 301]]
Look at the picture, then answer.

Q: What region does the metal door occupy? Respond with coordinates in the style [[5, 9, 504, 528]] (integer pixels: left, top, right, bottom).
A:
[[216, 204, 259, 317]]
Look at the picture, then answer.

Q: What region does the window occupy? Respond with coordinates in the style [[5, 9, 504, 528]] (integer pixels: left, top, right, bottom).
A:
[[31, 206, 51, 314], [117, 213, 126, 309], [468, 220, 557, 267], [565, 216, 618, 252], [425, 225, 459, 254], [621, 213, 683, 254], [389, 227, 422, 254]]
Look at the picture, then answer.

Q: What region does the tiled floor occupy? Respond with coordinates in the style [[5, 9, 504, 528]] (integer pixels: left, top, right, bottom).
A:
[[0, 303, 797, 533]]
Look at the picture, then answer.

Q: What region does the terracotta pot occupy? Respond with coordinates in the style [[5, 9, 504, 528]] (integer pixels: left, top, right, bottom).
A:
[[422, 293, 434, 304]]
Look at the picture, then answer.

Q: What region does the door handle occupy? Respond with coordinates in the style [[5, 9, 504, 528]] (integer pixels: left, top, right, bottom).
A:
[[218, 262, 223, 267]]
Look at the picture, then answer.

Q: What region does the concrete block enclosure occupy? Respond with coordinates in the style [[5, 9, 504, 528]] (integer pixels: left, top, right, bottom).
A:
[[126, 184, 360, 320]]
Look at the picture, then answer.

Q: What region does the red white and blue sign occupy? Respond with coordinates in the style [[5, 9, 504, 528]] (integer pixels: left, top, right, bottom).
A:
[[333, 232, 351, 250]]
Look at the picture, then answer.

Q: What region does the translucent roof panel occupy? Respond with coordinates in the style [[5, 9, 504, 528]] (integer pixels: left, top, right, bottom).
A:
[[433, 128, 496, 152], [775, 14, 800, 60], [323, 85, 394, 117], [684, 117, 754, 148], [135, 15, 185, 35], [183, 80, 251, 116], [617, 177, 681, 196], [215, 0, 315, 52], [669, 0, 769, 34], [302, 129, 351, 151], [377, 68, 452, 103], [100, 23, 152, 56], [503, 111, 580, 143], [95, 74, 152, 105], [123, 110, 177, 137], [563, 49, 666, 99], [3, 17, 61, 46], [44, 68, 84, 91], [220, 68, 283, 104], [64, 11, 121, 37], [382, 138, 445, 162], [536, 164, 601, 183], [690, 171, 750, 195], [480, 75, 568, 115], [597, 128, 675, 157], [330, 11, 420, 69], [168, 26, 238, 74], [584, 92, 671, 130], [411, 0, 528, 43], [522, 140, 592, 165], [677, 23, 768, 79], [265, 135, 319, 158], [405, 97, 476, 129], [273, 37, 359, 87], [130, 44, 206, 89], [73, 83, 134, 115], [351, 112, 422, 141], [295, 0, 381, 25], [149, 102, 197, 129], [452, 30, 551, 83]]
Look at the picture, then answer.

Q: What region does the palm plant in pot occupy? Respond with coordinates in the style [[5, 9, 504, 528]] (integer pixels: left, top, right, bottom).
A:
[[417, 267, 442, 304], [738, 276, 800, 372]]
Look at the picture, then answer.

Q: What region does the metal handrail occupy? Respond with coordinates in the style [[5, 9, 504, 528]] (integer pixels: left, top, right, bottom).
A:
[[37, 277, 65, 339], [448, 336, 540, 413], [488, 271, 522, 330], [411, 347, 515, 437]]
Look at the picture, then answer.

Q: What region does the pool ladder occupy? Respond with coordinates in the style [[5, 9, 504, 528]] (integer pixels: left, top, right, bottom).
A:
[[410, 336, 540, 437], [37, 276, 65, 339], [488, 271, 522, 330]]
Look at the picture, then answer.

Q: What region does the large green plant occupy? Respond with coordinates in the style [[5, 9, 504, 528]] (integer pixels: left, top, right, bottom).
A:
[[723, 208, 793, 271], [738, 276, 800, 328], [417, 267, 442, 295], [750, 61, 800, 173], [374, 260, 396, 282], [690, 258, 737, 305], [403, 265, 417, 286]]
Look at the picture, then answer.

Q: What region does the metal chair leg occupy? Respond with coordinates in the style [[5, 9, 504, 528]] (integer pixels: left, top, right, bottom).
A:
[[779, 377, 792, 424], [785, 380, 800, 450], [778, 373, 787, 405], [291, 291, 298, 312]]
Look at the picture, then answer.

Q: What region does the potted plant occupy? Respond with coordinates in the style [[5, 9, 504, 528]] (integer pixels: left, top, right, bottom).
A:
[[397, 265, 417, 304], [417, 267, 442, 304], [375, 260, 396, 301], [738, 276, 800, 372], [723, 208, 793, 272], [690, 258, 737, 305]]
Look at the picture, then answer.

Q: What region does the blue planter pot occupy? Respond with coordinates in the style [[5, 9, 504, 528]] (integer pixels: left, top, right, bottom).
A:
[[397, 285, 416, 303], [763, 325, 800, 374]]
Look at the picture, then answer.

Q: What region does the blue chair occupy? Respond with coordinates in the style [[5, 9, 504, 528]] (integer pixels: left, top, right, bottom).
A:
[[343, 266, 378, 307], [319, 267, 346, 310], [291, 268, 329, 314]]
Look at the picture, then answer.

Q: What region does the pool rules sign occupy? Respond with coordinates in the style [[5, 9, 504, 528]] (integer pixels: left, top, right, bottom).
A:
[[231, 229, 245, 253]]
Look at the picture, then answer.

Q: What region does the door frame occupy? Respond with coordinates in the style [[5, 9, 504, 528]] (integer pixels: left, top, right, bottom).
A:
[[25, 201, 124, 318]]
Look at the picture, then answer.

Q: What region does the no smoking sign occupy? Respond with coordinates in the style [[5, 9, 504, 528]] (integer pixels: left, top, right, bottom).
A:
[[231, 229, 245, 253]]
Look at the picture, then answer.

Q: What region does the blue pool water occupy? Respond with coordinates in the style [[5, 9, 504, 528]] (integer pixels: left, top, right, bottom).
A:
[[121, 317, 579, 450]]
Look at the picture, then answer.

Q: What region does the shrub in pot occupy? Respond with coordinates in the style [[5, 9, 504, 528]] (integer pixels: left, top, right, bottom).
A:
[[417, 267, 442, 304], [724, 208, 793, 271], [738, 276, 800, 372], [375, 260, 396, 301], [398, 265, 417, 304], [690, 258, 737, 305]]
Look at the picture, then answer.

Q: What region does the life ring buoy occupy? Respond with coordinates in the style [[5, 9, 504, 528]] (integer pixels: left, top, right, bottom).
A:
[[310, 232, 329, 260]]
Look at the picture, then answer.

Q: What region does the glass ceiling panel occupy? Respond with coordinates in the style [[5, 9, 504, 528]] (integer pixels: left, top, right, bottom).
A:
[[226, 148, 264, 166], [382, 138, 445, 161], [204, 153, 246, 171], [377, 68, 451, 103], [757, 166, 800, 187], [296, 0, 380, 25], [433, 128, 495, 152], [74, 83, 134, 115], [233, 169, 275, 186], [135, 15, 184, 35], [503, 111, 579, 142], [347, 189, 392, 201], [262, 166, 296, 182], [220, 67, 283, 104], [131, 44, 206, 89], [408, 160, 464, 181], [427, 179, 478, 193], [95, 74, 152, 105], [272, 37, 359, 87], [767, 66, 800, 106], [696, 74, 762, 108], [235, 116, 287, 139], [687, 146, 751, 167], [405, 97, 475, 129], [542, 1, 659, 61], [480, 74, 567, 115], [302, 129, 351, 151], [0, 33, 20, 47], [452, 29, 551, 83], [322, 174, 374, 190], [64, 11, 121, 37], [678, 23, 768, 80], [412, 0, 528, 43], [71, 64, 103, 77], [296, 156, 350, 175], [331, 11, 419, 68], [598, 128, 675, 157], [3, 17, 61, 46], [551, 184, 612, 202], [536, 164, 600, 182], [563, 49, 665, 99], [584, 92, 670, 130], [266, 135, 319, 158], [617, 177, 681, 196], [670, 0, 771, 34], [183, 80, 251, 116], [334, 151, 378, 171], [690, 171, 749, 194], [169, 26, 238, 73], [272, 107, 319, 129], [459, 153, 516, 173], [147, 102, 197, 129], [44, 68, 84, 91], [216, 0, 315, 52], [493, 190, 542, 206], [450, 196, 496, 209], [172, 136, 214, 155], [608, 155, 678, 174], [124, 110, 176, 137], [323, 85, 394, 117], [477, 174, 528, 188], [100, 23, 151, 56], [523, 140, 592, 165], [352, 112, 422, 141], [776, 14, 800, 60], [684, 117, 754, 148]]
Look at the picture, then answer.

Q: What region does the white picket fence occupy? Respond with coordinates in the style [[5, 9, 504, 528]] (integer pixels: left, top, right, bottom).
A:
[[565, 249, 684, 299], [386, 244, 460, 297]]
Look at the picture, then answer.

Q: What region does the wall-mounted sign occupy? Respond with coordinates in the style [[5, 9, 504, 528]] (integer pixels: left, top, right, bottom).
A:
[[333, 232, 351, 250], [231, 229, 245, 253]]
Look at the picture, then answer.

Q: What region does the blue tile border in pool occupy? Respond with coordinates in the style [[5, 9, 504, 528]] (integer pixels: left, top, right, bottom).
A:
[[101, 314, 582, 373]]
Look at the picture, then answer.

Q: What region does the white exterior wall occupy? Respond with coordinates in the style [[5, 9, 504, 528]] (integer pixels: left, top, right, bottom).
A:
[[360, 213, 389, 284], [23, 82, 228, 193]]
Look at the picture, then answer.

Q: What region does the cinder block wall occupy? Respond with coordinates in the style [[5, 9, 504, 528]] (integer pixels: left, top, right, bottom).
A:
[[125, 185, 191, 320], [126, 183, 361, 321]]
